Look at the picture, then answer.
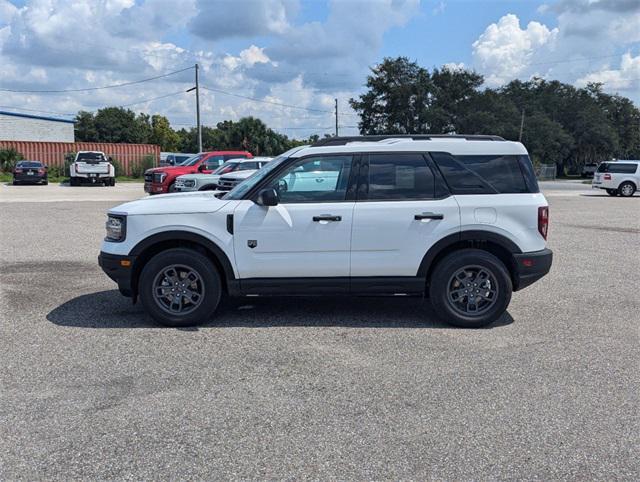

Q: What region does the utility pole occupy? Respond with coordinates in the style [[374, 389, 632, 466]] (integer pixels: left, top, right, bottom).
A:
[[335, 98, 339, 137], [195, 63, 202, 153], [518, 108, 525, 142]]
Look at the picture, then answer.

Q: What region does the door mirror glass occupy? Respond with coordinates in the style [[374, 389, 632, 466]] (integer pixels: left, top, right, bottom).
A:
[[256, 188, 279, 206]]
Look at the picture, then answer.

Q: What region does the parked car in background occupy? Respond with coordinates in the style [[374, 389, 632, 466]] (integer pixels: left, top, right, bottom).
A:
[[69, 151, 115, 186], [99, 135, 553, 328], [12, 160, 48, 185], [581, 163, 598, 178], [161, 152, 196, 167], [592, 160, 640, 197], [175, 157, 273, 192], [144, 151, 253, 194]]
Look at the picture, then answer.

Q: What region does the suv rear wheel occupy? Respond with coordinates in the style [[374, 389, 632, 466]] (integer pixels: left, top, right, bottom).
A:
[[139, 248, 222, 327], [429, 249, 512, 328], [618, 181, 636, 197]]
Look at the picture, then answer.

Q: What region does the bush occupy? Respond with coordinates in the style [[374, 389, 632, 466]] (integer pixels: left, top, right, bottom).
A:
[[130, 154, 156, 178], [47, 166, 64, 178], [109, 156, 124, 176], [0, 148, 24, 172], [63, 152, 76, 177]]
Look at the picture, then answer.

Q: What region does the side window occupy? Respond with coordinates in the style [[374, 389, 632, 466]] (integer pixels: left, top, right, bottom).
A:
[[238, 162, 259, 171], [365, 153, 435, 200], [431, 152, 533, 194], [266, 155, 353, 203], [609, 163, 638, 174], [224, 154, 249, 161], [205, 156, 224, 170]]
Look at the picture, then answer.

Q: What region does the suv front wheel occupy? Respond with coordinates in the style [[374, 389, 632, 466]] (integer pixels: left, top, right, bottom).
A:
[[429, 249, 512, 328], [139, 248, 222, 327]]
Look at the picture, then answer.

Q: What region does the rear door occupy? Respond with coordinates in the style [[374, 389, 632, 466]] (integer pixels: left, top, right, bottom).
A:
[[233, 154, 357, 282], [350, 152, 460, 278]]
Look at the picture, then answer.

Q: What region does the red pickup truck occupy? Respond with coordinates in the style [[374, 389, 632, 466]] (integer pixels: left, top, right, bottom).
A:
[[144, 151, 253, 194]]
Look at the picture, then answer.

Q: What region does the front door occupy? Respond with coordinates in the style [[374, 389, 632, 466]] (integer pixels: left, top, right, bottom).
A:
[[350, 152, 460, 278], [233, 155, 356, 282]]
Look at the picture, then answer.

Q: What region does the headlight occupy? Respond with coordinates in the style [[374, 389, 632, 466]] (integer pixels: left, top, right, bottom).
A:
[[105, 214, 126, 242], [184, 180, 195, 187], [153, 172, 167, 183]]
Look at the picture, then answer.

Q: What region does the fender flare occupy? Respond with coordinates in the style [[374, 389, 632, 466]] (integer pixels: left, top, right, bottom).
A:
[[129, 230, 236, 283], [417, 230, 522, 278]]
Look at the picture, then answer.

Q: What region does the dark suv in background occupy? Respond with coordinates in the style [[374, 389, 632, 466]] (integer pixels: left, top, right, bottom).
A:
[[12, 160, 48, 185]]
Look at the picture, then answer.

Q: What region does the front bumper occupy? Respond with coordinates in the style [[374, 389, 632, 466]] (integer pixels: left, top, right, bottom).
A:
[[513, 248, 553, 291], [98, 251, 136, 297], [144, 182, 167, 194]]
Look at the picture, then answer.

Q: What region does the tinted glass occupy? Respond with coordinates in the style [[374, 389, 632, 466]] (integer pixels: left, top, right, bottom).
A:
[[237, 162, 259, 170], [17, 161, 42, 168], [598, 163, 638, 174], [430, 152, 494, 194], [366, 154, 434, 200], [181, 154, 204, 166], [267, 155, 353, 203], [77, 153, 105, 162], [205, 156, 225, 169], [431, 153, 532, 194], [214, 162, 239, 174]]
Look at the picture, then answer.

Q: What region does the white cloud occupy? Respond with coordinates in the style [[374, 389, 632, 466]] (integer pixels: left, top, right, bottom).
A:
[[472, 14, 558, 87], [576, 52, 640, 91], [223, 45, 272, 71]]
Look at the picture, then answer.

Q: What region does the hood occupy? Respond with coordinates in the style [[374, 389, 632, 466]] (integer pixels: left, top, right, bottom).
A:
[[177, 172, 219, 181], [110, 191, 230, 216], [145, 165, 196, 174], [221, 169, 257, 180]]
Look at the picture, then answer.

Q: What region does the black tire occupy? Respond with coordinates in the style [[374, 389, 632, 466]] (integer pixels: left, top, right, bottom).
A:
[[70, 177, 79, 186], [139, 248, 222, 327], [12, 180, 18, 185], [111, 177, 116, 186], [618, 181, 636, 197], [606, 189, 618, 196], [429, 249, 512, 328], [43, 179, 48, 185], [168, 182, 177, 193]]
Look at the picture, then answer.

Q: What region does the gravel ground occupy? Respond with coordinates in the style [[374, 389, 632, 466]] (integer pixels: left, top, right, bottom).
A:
[[0, 182, 638, 480]]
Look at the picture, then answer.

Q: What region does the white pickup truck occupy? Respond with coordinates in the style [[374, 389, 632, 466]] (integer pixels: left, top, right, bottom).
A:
[[69, 151, 116, 186]]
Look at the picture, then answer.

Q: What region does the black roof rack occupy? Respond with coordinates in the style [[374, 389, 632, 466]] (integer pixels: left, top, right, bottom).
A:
[[311, 134, 505, 147]]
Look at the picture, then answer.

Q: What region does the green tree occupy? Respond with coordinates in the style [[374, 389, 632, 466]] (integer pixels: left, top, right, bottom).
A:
[[149, 115, 180, 151], [0, 148, 23, 172], [74, 111, 96, 141]]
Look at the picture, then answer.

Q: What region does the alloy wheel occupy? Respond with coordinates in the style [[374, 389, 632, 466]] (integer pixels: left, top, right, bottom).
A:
[[446, 265, 499, 316]]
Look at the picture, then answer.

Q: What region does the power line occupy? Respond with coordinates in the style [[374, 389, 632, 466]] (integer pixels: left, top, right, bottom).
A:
[[0, 66, 194, 94], [201, 85, 334, 114], [117, 90, 187, 108]]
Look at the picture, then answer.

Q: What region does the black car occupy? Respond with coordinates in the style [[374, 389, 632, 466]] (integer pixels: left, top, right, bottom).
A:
[[13, 160, 48, 185]]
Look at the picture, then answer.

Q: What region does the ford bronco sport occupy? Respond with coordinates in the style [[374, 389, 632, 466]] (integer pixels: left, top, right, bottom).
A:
[[99, 135, 553, 328]]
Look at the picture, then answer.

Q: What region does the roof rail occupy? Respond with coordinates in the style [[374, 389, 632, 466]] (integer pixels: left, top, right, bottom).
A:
[[311, 134, 505, 147]]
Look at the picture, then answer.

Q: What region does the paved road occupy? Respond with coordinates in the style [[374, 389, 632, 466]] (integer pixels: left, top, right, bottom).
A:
[[1, 183, 639, 479]]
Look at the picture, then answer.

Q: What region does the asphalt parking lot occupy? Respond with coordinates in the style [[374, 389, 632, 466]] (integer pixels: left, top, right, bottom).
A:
[[1, 181, 638, 479]]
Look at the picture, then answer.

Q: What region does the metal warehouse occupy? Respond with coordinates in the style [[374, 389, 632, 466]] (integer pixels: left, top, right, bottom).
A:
[[0, 110, 75, 142]]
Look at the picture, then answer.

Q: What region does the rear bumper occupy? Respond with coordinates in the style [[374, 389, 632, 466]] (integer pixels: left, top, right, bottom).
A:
[[513, 248, 553, 291], [13, 174, 46, 183], [98, 251, 136, 297]]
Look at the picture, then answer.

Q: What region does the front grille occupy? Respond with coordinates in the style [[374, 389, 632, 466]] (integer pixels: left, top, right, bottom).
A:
[[217, 177, 239, 191], [144, 173, 153, 183]]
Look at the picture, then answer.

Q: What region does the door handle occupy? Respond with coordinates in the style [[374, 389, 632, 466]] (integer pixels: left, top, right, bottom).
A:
[[414, 212, 444, 220], [313, 215, 342, 222]]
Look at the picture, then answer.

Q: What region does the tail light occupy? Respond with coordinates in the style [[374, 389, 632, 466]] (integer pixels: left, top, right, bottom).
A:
[[604, 174, 612, 180], [538, 206, 549, 240], [38, 168, 45, 174], [14, 168, 22, 173]]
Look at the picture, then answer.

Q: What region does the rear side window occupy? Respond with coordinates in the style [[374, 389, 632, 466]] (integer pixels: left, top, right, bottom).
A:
[[431, 152, 537, 194], [364, 153, 435, 200], [597, 163, 638, 174], [238, 162, 259, 170], [224, 154, 249, 161]]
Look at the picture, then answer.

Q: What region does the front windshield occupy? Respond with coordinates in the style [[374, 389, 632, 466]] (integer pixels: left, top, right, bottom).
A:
[[180, 154, 204, 166], [223, 146, 308, 200]]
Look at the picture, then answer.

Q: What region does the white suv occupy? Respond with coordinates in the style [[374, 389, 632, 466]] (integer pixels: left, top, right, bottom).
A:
[[99, 135, 552, 328], [592, 160, 639, 197]]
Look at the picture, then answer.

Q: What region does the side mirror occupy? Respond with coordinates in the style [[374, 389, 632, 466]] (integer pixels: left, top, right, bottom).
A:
[[256, 188, 279, 206], [168, 159, 175, 166], [198, 164, 206, 172]]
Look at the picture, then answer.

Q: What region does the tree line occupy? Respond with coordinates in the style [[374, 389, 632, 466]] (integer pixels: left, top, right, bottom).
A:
[[74, 57, 639, 174], [350, 57, 640, 174], [74, 109, 309, 156]]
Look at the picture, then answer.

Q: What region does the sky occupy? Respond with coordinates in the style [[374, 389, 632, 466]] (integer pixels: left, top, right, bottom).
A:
[[0, 0, 638, 139]]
